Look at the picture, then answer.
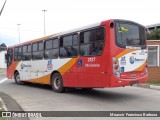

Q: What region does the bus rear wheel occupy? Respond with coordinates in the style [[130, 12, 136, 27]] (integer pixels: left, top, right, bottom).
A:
[[51, 73, 65, 93], [14, 72, 24, 85]]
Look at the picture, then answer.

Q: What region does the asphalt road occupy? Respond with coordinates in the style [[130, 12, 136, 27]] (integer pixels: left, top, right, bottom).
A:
[[0, 79, 160, 120], [0, 68, 6, 79]]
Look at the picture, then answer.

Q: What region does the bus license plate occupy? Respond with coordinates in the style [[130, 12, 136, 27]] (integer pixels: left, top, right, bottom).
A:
[[131, 73, 136, 77]]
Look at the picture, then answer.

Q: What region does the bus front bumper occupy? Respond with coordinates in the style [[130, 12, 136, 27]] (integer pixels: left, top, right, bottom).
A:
[[109, 73, 148, 87]]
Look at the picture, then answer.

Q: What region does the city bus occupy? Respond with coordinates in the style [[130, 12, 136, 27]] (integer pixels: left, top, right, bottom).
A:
[[6, 19, 148, 92]]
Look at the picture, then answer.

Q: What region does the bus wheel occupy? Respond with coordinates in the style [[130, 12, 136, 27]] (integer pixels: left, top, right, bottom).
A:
[[14, 72, 24, 85], [51, 73, 65, 93]]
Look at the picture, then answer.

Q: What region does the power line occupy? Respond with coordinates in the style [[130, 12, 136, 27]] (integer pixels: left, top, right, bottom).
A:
[[0, 0, 7, 16]]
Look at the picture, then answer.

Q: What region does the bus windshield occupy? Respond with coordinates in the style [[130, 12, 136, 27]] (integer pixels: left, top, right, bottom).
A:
[[115, 22, 146, 48]]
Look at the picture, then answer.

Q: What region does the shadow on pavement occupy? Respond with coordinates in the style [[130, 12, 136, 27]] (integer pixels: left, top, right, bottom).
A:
[[8, 81, 139, 102]]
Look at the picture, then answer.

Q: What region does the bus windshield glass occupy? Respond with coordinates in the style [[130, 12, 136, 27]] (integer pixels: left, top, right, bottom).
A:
[[115, 22, 146, 48]]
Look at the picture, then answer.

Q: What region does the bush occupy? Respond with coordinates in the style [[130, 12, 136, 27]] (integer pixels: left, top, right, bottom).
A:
[[147, 29, 160, 40]]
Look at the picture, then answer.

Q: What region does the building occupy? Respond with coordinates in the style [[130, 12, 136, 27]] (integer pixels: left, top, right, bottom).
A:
[[146, 23, 160, 33], [0, 50, 7, 68], [146, 23, 160, 82]]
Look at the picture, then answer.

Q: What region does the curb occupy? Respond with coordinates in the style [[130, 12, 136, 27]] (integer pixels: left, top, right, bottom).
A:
[[0, 92, 30, 120], [150, 85, 160, 90], [136, 84, 160, 90], [0, 97, 8, 111], [0, 97, 8, 120], [0, 78, 8, 84]]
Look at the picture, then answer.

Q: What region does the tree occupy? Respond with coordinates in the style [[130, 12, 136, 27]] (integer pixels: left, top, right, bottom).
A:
[[147, 29, 160, 40], [0, 43, 7, 51]]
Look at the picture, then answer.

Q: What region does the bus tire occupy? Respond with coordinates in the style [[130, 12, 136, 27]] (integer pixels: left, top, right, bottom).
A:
[[51, 73, 65, 93], [14, 72, 24, 85]]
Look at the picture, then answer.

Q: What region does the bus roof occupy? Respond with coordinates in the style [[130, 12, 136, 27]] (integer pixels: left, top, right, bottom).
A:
[[8, 19, 144, 48], [8, 21, 102, 48]]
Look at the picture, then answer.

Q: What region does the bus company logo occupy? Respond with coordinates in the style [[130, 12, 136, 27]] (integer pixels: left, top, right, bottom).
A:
[[21, 64, 32, 69], [129, 56, 135, 64], [135, 58, 145, 62], [120, 56, 126, 65], [47, 60, 53, 70]]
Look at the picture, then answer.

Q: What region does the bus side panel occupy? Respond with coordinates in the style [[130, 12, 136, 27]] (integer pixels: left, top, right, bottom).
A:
[[76, 55, 104, 87], [7, 61, 19, 79], [77, 73, 101, 87], [57, 58, 78, 87], [101, 73, 110, 87], [62, 61, 77, 87], [75, 22, 110, 88], [99, 22, 110, 87]]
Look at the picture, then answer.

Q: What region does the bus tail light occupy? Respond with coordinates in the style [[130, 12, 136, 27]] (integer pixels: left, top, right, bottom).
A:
[[145, 60, 148, 73], [113, 57, 120, 77], [145, 67, 148, 74], [146, 60, 148, 67]]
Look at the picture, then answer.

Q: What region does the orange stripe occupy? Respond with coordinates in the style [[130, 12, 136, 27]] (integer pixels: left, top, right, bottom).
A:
[[134, 62, 146, 71], [116, 49, 136, 58], [27, 57, 79, 84], [58, 57, 79, 75], [28, 74, 51, 84]]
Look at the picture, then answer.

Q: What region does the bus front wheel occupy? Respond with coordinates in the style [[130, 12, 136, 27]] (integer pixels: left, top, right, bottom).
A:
[[14, 72, 24, 85], [51, 73, 65, 93]]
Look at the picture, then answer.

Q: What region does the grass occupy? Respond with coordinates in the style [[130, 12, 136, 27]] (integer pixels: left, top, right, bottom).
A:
[[0, 101, 7, 120], [147, 81, 160, 86]]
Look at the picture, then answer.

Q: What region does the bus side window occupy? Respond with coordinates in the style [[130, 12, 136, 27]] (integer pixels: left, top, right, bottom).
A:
[[59, 34, 78, 58], [8, 54, 11, 65], [14, 46, 22, 61], [18, 46, 22, 60], [32, 42, 44, 60], [7, 48, 13, 66], [14, 47, 18, 61], [80, 27, 104, 56], [44, 38, 58, 59], [22, 44, 31, 60]]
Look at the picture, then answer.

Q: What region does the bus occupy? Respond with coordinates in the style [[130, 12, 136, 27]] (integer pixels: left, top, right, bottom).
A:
[[6, 19, 148, 92]]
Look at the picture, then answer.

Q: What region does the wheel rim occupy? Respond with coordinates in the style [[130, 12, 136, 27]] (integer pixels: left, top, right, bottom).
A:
[[53, 77, 60, 89], [16, 74, 21, 83]]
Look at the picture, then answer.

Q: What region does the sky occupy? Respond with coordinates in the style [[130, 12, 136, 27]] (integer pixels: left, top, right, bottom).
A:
[[0, 0, 160, 46]]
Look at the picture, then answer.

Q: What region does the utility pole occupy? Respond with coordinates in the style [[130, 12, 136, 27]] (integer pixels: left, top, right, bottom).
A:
[[17, 24, 21, 43], [42, 9, 47, 36]]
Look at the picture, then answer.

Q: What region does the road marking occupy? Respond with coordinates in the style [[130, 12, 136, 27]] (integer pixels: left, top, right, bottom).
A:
[[0, 78, 8, 84]]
